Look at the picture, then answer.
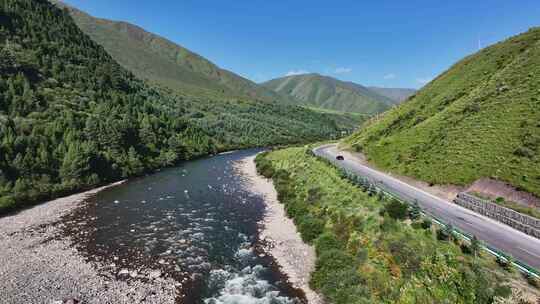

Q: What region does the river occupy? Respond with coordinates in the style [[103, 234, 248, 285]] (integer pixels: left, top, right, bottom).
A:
[[61, 149, 305, 304]]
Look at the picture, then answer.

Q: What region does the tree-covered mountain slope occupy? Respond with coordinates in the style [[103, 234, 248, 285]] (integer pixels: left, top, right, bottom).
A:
[[0, 0, 353, 213], [262, 73, 392, 114], [52, 1, 293, 104], [367, 86, 416, 104], [344, 27, 540, 197]]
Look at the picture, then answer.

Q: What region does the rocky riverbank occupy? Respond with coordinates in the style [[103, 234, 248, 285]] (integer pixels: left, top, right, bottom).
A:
[[235, 155, 324, 304], [0, 181, 179, 304]]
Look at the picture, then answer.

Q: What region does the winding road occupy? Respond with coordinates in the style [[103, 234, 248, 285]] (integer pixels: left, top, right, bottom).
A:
[[314, 144, 540, 270]]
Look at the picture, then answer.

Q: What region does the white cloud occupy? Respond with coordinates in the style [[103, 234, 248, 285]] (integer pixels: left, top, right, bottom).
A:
[[285, 70, 309, 76], [383, 73, 396, 80], [416, 77, 432, 85], [334, 67, 352, 74]]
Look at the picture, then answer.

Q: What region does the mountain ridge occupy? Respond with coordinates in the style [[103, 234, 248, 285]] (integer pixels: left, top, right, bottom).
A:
[[367, 86, 416, 104], [53, 0, 294, 104], [262, 73, 393, 114]]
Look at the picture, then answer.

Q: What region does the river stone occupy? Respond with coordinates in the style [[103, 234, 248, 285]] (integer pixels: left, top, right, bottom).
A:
[[118, 269, 129, 276], [149, 270, 162, 279]]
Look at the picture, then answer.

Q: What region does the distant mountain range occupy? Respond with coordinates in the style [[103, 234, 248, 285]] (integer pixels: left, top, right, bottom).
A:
[[262, 73, 404, 114], [345, 27, 540, 197], [367, 87, 416, 104], [55, 1, 414, 115], [55, 1, 294, 104]]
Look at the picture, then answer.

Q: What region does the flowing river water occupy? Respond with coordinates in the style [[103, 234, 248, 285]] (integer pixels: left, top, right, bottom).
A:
[[61, 149, 305, 304]]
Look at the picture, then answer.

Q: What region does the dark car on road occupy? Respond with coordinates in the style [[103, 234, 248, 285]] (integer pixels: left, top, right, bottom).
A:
[[336, 155, 344, 160]]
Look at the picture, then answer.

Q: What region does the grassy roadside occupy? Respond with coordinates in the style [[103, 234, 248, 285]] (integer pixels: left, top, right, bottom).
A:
[[256, 146, 539, 304]]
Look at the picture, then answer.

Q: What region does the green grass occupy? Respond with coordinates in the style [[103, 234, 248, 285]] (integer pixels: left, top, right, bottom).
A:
[[256, 147, 536, 304], [344, 27, 540, 197], [263, 73, 392, 114]]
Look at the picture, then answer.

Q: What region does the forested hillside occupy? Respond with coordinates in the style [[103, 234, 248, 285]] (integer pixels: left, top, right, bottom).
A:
[[54, 0, 294, 104], [345, 28, 540, 197], [0, 0, 352, 213], [263, 73, 392, 114]]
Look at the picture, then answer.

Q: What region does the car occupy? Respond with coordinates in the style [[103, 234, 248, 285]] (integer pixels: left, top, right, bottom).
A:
[[336, 155, 344, 161]]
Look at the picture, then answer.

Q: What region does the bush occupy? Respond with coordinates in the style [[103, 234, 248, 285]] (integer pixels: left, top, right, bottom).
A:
[[436, 224, 455, 242], [383, 199, 409, 220], [408, 201, 422, 220], [315, 232, 345, 255], [255, 157, 275, 178], [460, 243, 472, 254], [437, 228, 450, 241], [421, 218, 432, 229], [495, 256, 513, 272], [311, 249, 357, 291], [298, 215, 326, 243], [523, 273, 539, 287], [306, 187, 323, 205], [0, 195, 17, 214], [411, 221, 424, 229], [514, 146, 534, 158]]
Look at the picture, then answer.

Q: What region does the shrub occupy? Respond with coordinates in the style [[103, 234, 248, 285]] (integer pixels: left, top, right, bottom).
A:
[[384, 199, 409, 220], [460, 243, 472, 254], [298, 215, 325, 243], [437, 224, 455, 242], [523, 273, 539, 287], [311, 249, 357, 290], [421, 218, 432, 229], [255, 155, 275, 178], [437, 228, 450, 241], [514, 146, 534, 159], [315, 232, 345, 255], [408, 201, 422, 220], [0, 195, 17, 213], [411, 221, 424, 229], [493, 285, 512, 298], [495, 256, 513, 272], [306, 187, 323, 205]]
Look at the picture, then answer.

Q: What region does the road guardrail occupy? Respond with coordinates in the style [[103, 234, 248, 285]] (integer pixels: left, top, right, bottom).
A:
[[311, 147, 540, 279]]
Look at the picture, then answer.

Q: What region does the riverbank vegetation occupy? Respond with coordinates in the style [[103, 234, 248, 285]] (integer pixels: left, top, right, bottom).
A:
[[256, 147, 538, 303], [0, 0, 360, 214]]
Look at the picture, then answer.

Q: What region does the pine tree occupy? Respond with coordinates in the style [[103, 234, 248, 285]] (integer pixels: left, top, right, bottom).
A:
[[59, 143, 90, 183]]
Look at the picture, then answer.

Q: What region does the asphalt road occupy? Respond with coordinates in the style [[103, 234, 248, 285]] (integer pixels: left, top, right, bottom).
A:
[[314, 144, 540, 270]]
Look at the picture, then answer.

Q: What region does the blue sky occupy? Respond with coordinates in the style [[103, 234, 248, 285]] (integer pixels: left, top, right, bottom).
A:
[[63, 0, 540, 89]]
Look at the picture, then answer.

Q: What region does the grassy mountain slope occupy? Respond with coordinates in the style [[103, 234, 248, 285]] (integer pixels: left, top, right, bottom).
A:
[[367, 86, 416, 104], [344, 28, 540, 197], [262, 73, 392, 114], [0, 0, 353, 213], [53, 1, 292, 104]]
